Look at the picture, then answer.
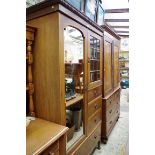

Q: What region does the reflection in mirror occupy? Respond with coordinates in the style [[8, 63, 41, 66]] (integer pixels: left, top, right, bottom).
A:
[[64, 26, 84, 150]]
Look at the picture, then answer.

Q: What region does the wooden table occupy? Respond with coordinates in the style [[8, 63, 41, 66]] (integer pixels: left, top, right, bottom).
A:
[[66, 94, 83, 107], [26, 118, 68, 155]]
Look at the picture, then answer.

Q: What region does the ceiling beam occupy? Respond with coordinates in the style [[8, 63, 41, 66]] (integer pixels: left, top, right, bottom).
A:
[[116, 31, 129, 33], [105, 19, 129, 22], [111, 26, 129, 28], [105, 8, 129, 13]]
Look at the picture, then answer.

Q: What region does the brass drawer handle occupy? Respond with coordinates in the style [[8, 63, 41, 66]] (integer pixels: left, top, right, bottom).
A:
[[94, 135, 97, 139], [110, 121, 112, 124], [94, 119, 97, 123], [109, 99, 112, 104], [94, 90, 97, 96], [109, 109, 112, 114], [94, 104, 98, 109]]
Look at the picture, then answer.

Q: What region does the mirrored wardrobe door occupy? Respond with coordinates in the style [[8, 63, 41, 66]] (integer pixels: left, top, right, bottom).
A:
[[64, 26, 85, 150]]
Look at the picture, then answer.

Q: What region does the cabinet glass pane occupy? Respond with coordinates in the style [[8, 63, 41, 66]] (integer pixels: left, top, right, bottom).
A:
[[65, 0, 84, 11], [90, 36, 100, 82], [64, 26, 84, 150], [85, 0, 98, 22], [97, 4, 105, 25]]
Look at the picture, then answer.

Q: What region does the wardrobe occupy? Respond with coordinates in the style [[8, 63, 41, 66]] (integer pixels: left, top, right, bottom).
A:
[[101, 24, 121, 143], [27, 0, 103, 154]]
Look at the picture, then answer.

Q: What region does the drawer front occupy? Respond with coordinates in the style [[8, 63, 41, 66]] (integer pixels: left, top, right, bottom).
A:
[[106, 103, 117, 121], [106, 108, 119, 134], [88, 109, 102, 134], [106, 95, 114, 109], [88, 86, 102, 103], [41, 140, 59, 155], [74, 123, 101, 155], [88, 96, 102, 118]]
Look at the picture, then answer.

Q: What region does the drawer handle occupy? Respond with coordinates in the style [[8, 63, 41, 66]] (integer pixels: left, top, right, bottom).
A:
[[109, 100, 112, 104], [94, 90, 97, 96], [94, 135, 97, 139], [49, 152, 54, 155], [94, 104, 98, 109], [109, 109, 112, 114], [94, 119, 97, 123], [110, 121, 112, 124], [116, 110, 118, 113]]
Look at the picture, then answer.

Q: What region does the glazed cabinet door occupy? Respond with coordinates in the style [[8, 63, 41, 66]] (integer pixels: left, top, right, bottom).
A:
[[103, 36, 113, 97], [113, 41, 120, 88], [87, 31, 102, 89]]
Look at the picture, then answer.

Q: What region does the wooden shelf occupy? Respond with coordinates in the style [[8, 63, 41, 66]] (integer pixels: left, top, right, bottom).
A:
[[90, 70, 100, 72], [119, 59, 129, 62], [120, 67, 129, 70], [120, 51, 129, 53], [66, 93, 83, 107], [121, 76, 129, 78]]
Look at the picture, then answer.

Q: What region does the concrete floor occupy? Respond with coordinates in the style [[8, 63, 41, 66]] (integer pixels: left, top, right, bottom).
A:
[[93, 89, 129, 155]]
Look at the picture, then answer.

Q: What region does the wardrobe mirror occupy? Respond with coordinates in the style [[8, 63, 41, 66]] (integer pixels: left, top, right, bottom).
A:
[[64, 26, 84, 150]]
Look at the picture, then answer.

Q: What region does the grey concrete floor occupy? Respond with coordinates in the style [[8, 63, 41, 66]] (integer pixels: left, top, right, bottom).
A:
[[93, 89, 129, 155]]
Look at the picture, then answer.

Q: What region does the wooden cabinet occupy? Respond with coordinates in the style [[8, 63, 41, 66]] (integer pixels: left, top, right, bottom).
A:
[[101, 25, 121, 143], [26, 118, 68, 155], [103, 36, 113, 96], [27, 1, 103, 154]]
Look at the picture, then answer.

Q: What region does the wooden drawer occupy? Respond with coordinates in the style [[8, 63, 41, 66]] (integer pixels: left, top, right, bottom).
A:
[[88, 86, 102, 103], [106, 103, 117, 121], [41, 140, 59, 155], [88, 96, 102, 118], [74, 123, 101, 155], [88, 109, 102, 134], [106, 109, 119, 135], [106, 95, 114, 108]]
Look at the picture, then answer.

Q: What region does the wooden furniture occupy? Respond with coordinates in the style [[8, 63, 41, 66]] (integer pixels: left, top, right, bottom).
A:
[[101, 24, 121, 143], [27, 0, 103, 154], [26, 118, 68, 155], [26, 25, 68, 155], [26, 25, 36, 117]]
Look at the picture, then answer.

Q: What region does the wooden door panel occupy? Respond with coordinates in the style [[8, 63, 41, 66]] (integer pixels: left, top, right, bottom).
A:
[[104, 40, 113, 96], [114, 45, 120, 88]]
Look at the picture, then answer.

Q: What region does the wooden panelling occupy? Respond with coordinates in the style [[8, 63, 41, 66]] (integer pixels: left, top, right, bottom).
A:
[[103, 37, 113, 96], [114, 45, 120, 88]]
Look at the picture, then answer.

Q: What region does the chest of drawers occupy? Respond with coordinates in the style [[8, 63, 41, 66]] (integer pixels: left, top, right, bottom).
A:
[[101, 88, 120, 143]]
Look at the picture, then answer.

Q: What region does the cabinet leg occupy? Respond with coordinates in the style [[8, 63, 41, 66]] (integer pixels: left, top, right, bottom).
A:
[[117, 116, 119, 122], [97, 141, 101, 150], [101, 137, 108, 144]]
